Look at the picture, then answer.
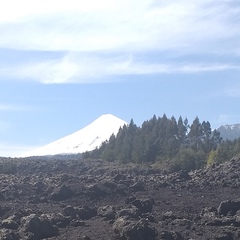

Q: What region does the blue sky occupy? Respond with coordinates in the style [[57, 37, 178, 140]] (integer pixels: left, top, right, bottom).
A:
[[0, 0, 240, 156]]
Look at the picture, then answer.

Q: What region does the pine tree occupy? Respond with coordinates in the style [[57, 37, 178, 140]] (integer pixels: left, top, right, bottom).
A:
[[131, 129, 145, 163], [83, 114, 229, 171], [177, 116, 187, 143], [188, 116, 203, 150]]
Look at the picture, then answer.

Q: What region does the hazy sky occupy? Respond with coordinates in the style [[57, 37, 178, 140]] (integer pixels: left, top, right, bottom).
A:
[[0, 0, 240, 156]]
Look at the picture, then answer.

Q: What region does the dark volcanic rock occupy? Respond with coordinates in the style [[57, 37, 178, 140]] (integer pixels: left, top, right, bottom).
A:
[[63, 205, 79, 219], [84, 183, 109, 198], [20, 214, 41, 239], [47, 213, 70, 228], [1, 218, 19, 230], [50, 184, 74, 201], [70, 219, 86, 227], [0, 228, 19, 240], [97, 205, 116, 220], [1, 157, 240, 239], [159, 230, 183, 240], [162, 211, 177, 220], [113, 217, 157, 240], [214, 230, 234, 240], [39, 214, 58, 238], [20, 213, 58, 239], [77, 206, 97, 220], [218, 199, 240, 216], [131, 198, 154, 213], [63, 205, 97, 220], [117, 207, 140, 219], [0, 192, 5, 201], [130, 182, 145, 192], [189, 157, 240, 189], [79, 236, 91, 240]]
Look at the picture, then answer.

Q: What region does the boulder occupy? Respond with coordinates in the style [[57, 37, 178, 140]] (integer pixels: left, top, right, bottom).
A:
[[1, 218, 19, 230], [63, 205, 97, 220], [0, 192, 5, 201], [48, 213, 70, 228], [39, 214, 58, 238], [77, 206, 97, 220], [63, 205, 79, 219], [131, 198, 154, 213], [159, 230, 183, 240], [214, 230, 234, 240], [130, 182, 145, 192], [113, 217, 157, 240], [162, 211, 177, 220], [50, 184, 74, 201], [70, 219, 86, 227], [218, 200, 240, 216], [117, 207, 140, 219], [20, 214, 58, 239], [84, 183, 108, 198], [97, 205, 116, 220], [21, 214, 41, 239], [0, 228, 19, 240]]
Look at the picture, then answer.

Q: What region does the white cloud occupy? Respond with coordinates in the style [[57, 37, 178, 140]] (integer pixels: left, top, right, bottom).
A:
[[177, 64, 240, 73], [0, 0, 119, 23], [0, 103, 31, 111], [0, 0, 240, 83], [1, 51, 240, 84], [0, 0, 239, 53]]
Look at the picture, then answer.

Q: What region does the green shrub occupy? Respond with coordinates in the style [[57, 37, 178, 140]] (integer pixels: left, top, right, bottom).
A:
[[172, 148, 205, 171], [207, 150, 218, 166]]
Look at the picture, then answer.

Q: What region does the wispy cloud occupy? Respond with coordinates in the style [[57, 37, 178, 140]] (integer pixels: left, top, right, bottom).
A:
[[0, 0, 240, 83], [1, 52, 239, 84], [0, 0, 239, 53], [0, 103, 31, 111]]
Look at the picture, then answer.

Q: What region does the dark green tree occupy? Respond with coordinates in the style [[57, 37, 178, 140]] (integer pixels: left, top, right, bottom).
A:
[[83, 114, 229, 172], [188, 116, 203, 151], [131, 129, 145, 163], [177, 116, 187, 143]]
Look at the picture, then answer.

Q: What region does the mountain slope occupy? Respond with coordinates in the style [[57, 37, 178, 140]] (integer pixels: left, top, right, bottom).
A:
[[20, 114, 127, 157], [217, 124, 240, 140]]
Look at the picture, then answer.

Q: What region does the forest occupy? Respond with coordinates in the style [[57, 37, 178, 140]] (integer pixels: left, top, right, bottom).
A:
[[83, 114, 240, 172]]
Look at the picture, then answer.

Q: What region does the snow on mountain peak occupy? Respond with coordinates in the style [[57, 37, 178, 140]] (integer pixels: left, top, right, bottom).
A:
[[223, 124, 240, 130], [19, 114, 127, 157]]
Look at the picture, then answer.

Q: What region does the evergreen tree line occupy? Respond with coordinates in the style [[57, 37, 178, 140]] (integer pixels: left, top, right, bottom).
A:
[[83, 114, 240, 171], [207, 138, 240, 165]]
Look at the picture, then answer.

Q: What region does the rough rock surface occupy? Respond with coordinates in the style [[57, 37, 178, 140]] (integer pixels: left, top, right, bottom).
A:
[[0, 157, 240, 239]]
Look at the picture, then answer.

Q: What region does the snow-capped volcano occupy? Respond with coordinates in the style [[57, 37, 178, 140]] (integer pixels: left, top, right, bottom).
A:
[[217, 123, 240, 140], [19, 114, 127, 157]]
